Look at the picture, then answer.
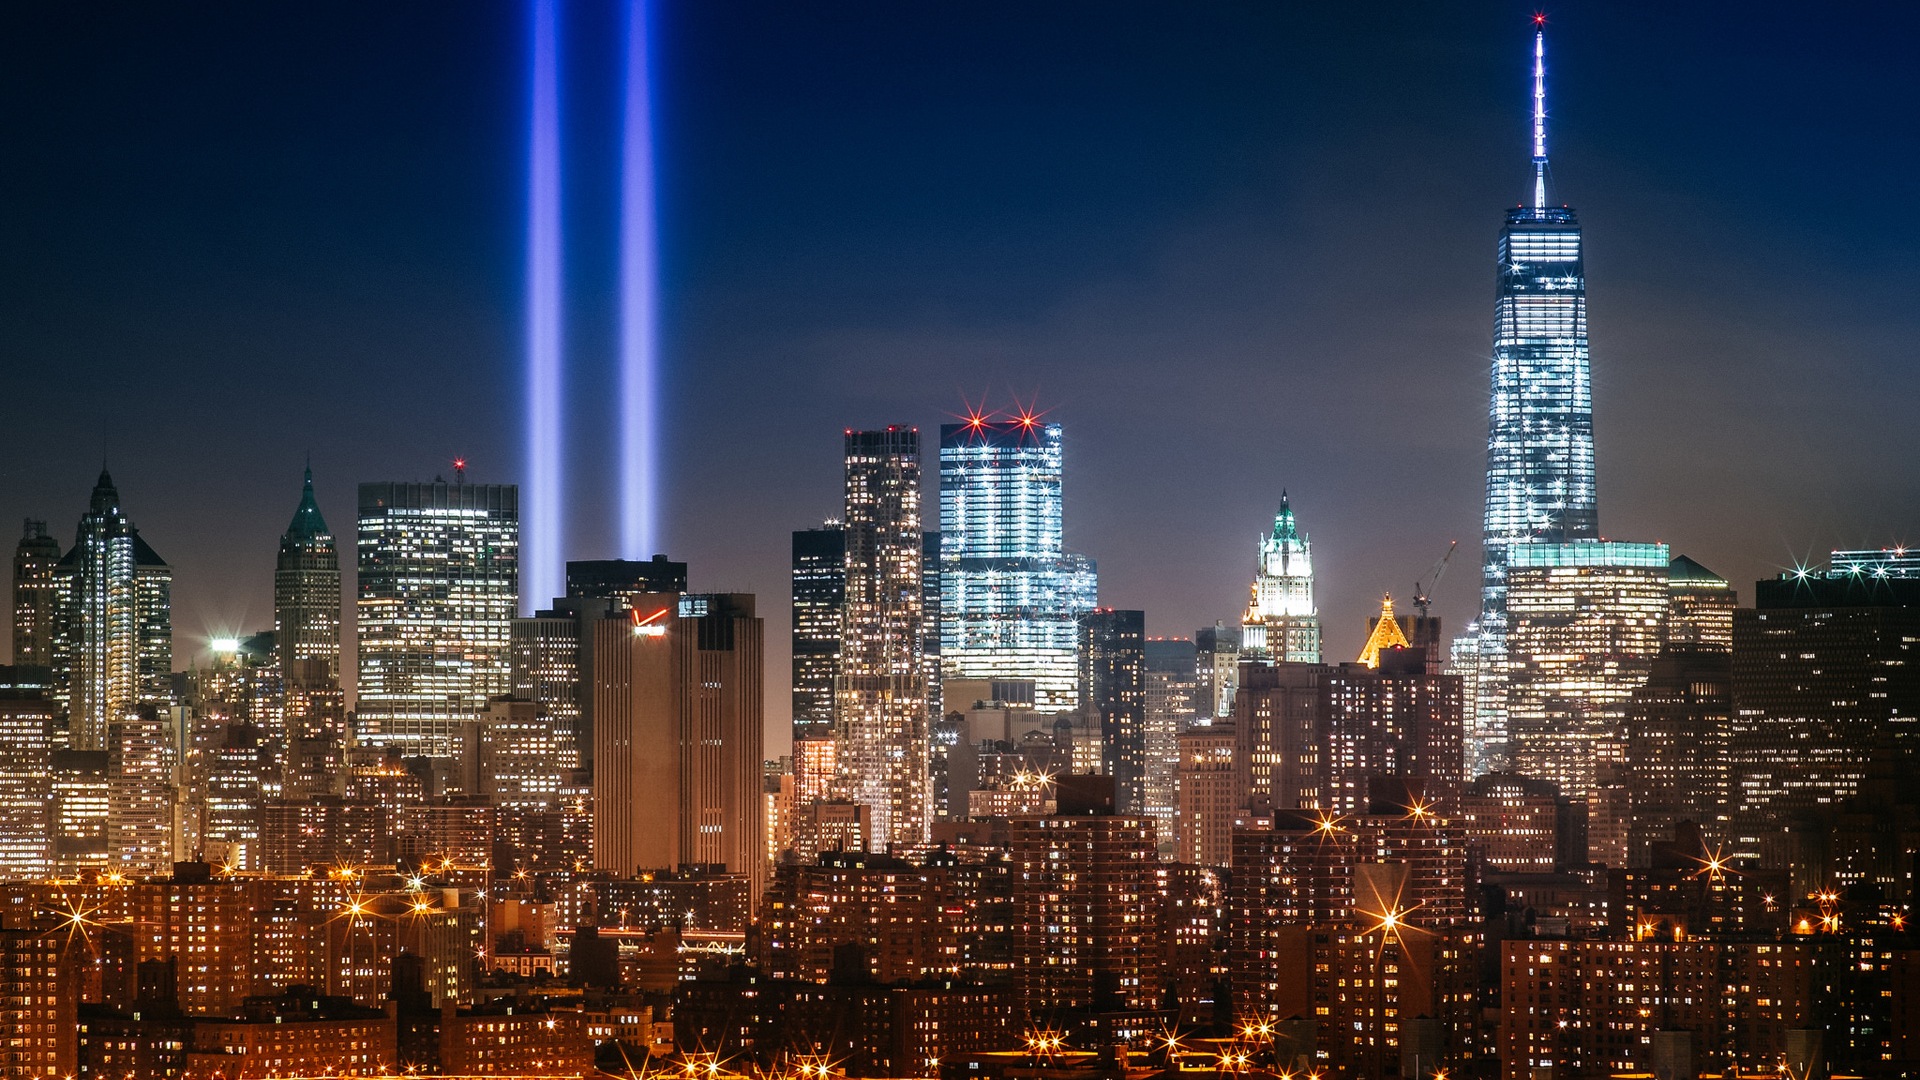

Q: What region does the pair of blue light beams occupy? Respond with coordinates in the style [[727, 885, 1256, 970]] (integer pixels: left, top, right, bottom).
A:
[[525, 0, 657, 612]]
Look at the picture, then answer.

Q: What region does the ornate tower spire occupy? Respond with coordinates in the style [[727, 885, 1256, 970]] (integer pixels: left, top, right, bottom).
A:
[[1531, 15, 1549, 210]]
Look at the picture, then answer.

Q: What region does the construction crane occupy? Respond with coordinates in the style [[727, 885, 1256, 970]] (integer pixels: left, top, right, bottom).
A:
[[1411, 540, 1458, 617]]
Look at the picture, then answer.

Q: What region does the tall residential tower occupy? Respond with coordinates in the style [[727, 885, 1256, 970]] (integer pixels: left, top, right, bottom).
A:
[[834, 428, 930, 847]]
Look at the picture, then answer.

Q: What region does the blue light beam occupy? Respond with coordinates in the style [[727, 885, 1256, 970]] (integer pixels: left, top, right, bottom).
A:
[[619, 0, 659, 559], [524, 0, 563, 614]]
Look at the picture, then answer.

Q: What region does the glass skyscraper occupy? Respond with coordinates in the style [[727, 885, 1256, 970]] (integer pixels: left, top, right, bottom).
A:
[[1459, 24, 1597, 774], [1504, 541, 1669, 798], [355, 478, 519, 758], [938, 415, 1096, 713], [52, 470, 173, 752]]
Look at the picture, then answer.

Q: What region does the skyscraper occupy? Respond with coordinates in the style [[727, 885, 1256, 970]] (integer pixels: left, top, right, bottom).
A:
[[274, 467, 341, 676], [1011, 776, 1161, 1014], [594, 592, 765, 898], [1144, 637, 1200, 842], [508, 596, 611, 771], [938, 414, 1097, 713], [1195, 623, 1241, 720], [276, 468, 346, 798], [1623, 649, 1733, 863], [1458, 23, 1599, 771], [504, 555, 686, 774], [11, 520, 62, 669], [1080, 608, 1146, 814], [355, 479, 518, 758], [1666, 555, 1736, 652], [0, 686, 57, 878], [53, 470, 173, 751], [835, 428, 929, 848], [1504, 541, 1670, 797], [1241, 494, 1322, 664], [108, 703, 176, 875], [1729, 568, 1920, 844], [791, 524, 845, 742]]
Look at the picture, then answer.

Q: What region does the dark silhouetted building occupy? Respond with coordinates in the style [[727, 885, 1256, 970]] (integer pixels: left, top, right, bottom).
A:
[[1081, 608, 1146, 814], [792, 524, 845, 743], [11, 520, 62, 669]]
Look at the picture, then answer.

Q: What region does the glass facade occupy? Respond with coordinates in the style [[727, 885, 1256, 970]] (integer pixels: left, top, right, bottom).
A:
[[355, 480, 519, 758], [1827, 547, 1920, 580], [1483, 209, 1597, 615], [1459, 27, 1598, 776], [53, 470, 173, 752], [1505, 540, 1669, 797], [938, 419, 1097, 713]]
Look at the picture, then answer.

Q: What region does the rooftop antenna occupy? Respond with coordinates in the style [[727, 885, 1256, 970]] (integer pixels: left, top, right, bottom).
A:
[[1531, 14, 1549, 211]]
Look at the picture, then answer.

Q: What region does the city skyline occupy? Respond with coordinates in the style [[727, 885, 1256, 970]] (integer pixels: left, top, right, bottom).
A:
[[3, 7, 1920, 1076], [3, 4, 1917, 745]]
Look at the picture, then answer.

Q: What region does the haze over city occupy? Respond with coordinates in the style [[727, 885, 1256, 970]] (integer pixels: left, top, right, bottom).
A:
[[5, 3, 1917, 747]]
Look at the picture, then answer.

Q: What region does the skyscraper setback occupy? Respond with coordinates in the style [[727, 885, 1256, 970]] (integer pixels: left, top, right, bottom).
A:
[[938, 413, 1096, 713], [1458, 23, 1599, 773], [834, 428, 930, 847]]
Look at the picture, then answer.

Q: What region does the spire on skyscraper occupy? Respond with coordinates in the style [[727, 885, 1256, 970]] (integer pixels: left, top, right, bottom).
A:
[[276, 465, 342, 681], [88, 467, 118, 516], [1358, 595, 1411, 669], [1242, 493, 1320, 664], [1271, 490, 1298, 542], [283, 464, 331, 542], [1531, 15, 1549, 211]]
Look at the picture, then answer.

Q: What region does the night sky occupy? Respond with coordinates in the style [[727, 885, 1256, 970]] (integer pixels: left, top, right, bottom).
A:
[[5, 3, 1917, 747]]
